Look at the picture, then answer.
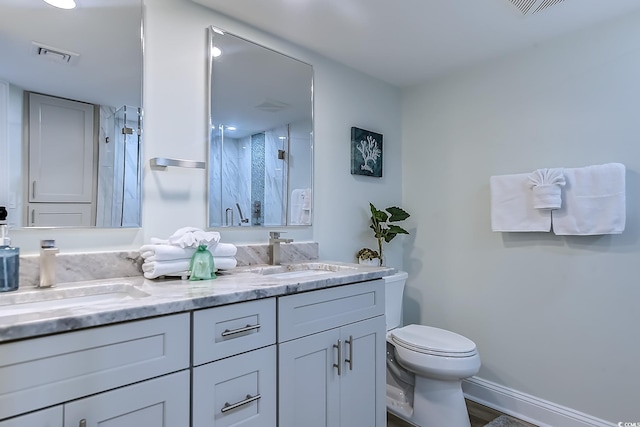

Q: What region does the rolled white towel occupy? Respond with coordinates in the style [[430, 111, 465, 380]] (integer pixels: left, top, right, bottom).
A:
[[142, 256, 238, 279], [140, 243, 237, 261], [528, 168, 565, 210]]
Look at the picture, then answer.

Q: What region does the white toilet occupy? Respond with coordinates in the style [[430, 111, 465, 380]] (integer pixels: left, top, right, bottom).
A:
[[384, 271, 481, 427]]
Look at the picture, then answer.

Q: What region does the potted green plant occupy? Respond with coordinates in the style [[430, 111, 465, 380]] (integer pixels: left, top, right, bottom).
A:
[[357, 202, 410, 266]]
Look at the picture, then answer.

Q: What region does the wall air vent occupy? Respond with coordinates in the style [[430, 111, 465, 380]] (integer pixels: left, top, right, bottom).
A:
[[31, 41, 80, 64], [506, 0, 566, 15]]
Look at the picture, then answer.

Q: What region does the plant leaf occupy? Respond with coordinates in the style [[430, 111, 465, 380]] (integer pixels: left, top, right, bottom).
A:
[[388, 224, 409, 235], [386, 206, 410, 222], [370, 202, 388, 223]]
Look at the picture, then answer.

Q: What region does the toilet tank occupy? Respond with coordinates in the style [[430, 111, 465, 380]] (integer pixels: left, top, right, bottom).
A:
[[383, 271, 408, 331]]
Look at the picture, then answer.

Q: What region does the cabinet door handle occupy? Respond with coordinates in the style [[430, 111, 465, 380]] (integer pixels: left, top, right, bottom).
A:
[[221, 323, 261, 337], [345, 335, 354, 370], [221, 393, 262, 413], [79, 420, 87, 427], [32, 181, 36, 199], [333, 339, 342, 376], [31, 209, 35, 226]]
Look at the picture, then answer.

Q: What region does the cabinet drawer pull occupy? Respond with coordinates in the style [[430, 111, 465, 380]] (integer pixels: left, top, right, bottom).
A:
[[221, 393, 262, 413], [345, 335, 354, 370], [333, 339, 342, 376], [221, 323, 261, 337], [79, 420, 87, 427]]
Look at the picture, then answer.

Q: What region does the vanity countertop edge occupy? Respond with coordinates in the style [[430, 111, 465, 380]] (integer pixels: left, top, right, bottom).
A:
[[0, 262, 394, 343]]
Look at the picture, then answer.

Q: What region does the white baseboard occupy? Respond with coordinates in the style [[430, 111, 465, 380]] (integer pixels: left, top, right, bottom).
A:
[[462, 377, 615, 427]]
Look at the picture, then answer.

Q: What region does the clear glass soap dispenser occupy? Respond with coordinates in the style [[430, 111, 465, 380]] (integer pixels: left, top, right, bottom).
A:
[[0, 206, 19, 293]]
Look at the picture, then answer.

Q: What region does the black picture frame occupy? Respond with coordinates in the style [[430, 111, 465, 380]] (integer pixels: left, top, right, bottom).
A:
[[350, 127, 383, 177]]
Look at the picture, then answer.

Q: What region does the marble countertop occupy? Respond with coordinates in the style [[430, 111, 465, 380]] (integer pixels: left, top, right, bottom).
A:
[[0, 262, 394, 343]]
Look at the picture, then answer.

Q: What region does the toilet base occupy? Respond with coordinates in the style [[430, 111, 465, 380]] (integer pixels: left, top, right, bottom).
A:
[[387, 375, 471, 427]]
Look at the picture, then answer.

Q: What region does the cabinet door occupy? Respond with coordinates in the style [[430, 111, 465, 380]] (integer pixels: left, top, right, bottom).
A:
[[339, 316, 387, 427], [63, 370, 190, 427], [278, 328, 341, 427], [28, 92, 95, 203], [193, 346, 276, 427], [0, 406, 62, 427]]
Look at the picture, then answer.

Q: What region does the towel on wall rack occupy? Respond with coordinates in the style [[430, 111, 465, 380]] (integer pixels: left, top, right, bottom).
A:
[[490, 173, 552, 232], [528, 168, 565, 210], [551, 163, 626, 235]]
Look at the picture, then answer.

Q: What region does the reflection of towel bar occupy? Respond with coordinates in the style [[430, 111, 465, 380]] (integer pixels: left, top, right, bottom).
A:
[[150, 157, 205, 170]]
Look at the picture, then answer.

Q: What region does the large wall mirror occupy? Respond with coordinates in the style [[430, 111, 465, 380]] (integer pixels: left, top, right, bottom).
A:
[[207, 27, 313, 228], [0, 0, 143, 228]]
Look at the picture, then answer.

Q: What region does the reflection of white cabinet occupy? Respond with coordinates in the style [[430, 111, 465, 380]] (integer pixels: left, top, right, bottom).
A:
[[28, 202, 92, 227], [27, 92, 96, 226], [278, 281, 387, 427]]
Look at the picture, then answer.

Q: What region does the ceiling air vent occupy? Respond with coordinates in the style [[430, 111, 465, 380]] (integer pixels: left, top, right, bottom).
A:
[[254, 98, 290, 113], [506, 0, 566, 15], [31, 41, 80, 64]]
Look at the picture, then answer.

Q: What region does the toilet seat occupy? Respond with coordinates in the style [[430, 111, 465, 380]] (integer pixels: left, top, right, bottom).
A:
[[390, 324, 477, 358]]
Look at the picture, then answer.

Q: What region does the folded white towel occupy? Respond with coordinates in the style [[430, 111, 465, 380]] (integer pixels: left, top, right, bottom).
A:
[[490, 173, 551, 232], [151, 227, 221, 249], [551, 163, 626, 235], [528, 168, 565, 210], [142, 256, 238, 279], [140, 243, 238, 261]]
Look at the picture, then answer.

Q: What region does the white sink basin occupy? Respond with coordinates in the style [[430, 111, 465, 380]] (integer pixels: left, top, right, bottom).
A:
[[245, 262, 359, 279], [0, 283, 150, 317]]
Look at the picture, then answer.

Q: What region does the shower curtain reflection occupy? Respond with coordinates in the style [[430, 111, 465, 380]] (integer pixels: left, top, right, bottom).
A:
[[96, 105, 142, 227]]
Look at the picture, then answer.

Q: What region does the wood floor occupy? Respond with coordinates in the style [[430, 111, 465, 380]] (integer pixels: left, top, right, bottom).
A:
[[387, 399, 538, 427]]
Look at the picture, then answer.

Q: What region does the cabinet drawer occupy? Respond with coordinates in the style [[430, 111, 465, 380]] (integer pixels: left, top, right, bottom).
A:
[[0, 313, 190, 420], [193, 345, 276, 427], [193, 298, 276, 365], [278, 280, 384, 342]]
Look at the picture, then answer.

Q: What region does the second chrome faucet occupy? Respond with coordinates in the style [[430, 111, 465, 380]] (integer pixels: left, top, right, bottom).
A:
[[269, 232, 293, 265]]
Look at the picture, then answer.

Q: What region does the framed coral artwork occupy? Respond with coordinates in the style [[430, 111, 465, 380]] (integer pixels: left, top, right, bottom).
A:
[[351, 127, 383, 177]]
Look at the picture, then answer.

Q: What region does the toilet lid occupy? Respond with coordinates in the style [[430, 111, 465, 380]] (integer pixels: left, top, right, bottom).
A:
[[391, 324, 477, 357]]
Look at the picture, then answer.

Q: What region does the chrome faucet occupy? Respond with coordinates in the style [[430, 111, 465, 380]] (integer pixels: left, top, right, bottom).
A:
[[39, 240, 59, 288], [269, 231, 293, 265]]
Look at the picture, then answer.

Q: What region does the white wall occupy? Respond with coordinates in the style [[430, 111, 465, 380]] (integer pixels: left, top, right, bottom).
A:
[[402, 10, 640, 423], [10, 0, 403, 267]]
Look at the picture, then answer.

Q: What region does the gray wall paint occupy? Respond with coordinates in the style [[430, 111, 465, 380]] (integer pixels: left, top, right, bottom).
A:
[[402, 10, 640, 422]]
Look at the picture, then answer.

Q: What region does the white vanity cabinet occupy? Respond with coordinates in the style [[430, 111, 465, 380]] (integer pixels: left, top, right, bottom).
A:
[[277, 280, 387, 427], [0, 313, 190, 425], [192, 299, 277, 427]]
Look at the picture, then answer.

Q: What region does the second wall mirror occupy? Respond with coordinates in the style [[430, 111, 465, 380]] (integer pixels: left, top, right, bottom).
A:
[[207, 27, 313, 228]]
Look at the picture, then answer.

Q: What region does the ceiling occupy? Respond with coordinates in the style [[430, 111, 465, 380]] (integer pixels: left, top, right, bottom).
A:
[[191, 0, 640, 88]]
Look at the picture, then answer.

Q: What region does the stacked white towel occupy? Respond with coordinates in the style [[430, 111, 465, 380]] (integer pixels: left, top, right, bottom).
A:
[[140, 227, 238, 279], [551, 163, 626, 235], [490, 173, 552, 232]]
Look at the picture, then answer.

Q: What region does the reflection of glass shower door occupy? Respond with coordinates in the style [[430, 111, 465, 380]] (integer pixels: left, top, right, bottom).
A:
[[97, 105, 141, 227]]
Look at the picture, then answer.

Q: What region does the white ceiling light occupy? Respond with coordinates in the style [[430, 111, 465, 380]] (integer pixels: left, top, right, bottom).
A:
[[212, 46, 222, 58], [43, 0, 77, 9]]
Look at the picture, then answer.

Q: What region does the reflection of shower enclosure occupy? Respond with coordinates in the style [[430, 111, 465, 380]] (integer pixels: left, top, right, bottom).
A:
[[96, 105, 142, 227], [209, 124, 288, 227]]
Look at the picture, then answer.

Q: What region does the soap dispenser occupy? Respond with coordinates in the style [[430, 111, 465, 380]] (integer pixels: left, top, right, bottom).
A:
[[0, 206, 19, 293]]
